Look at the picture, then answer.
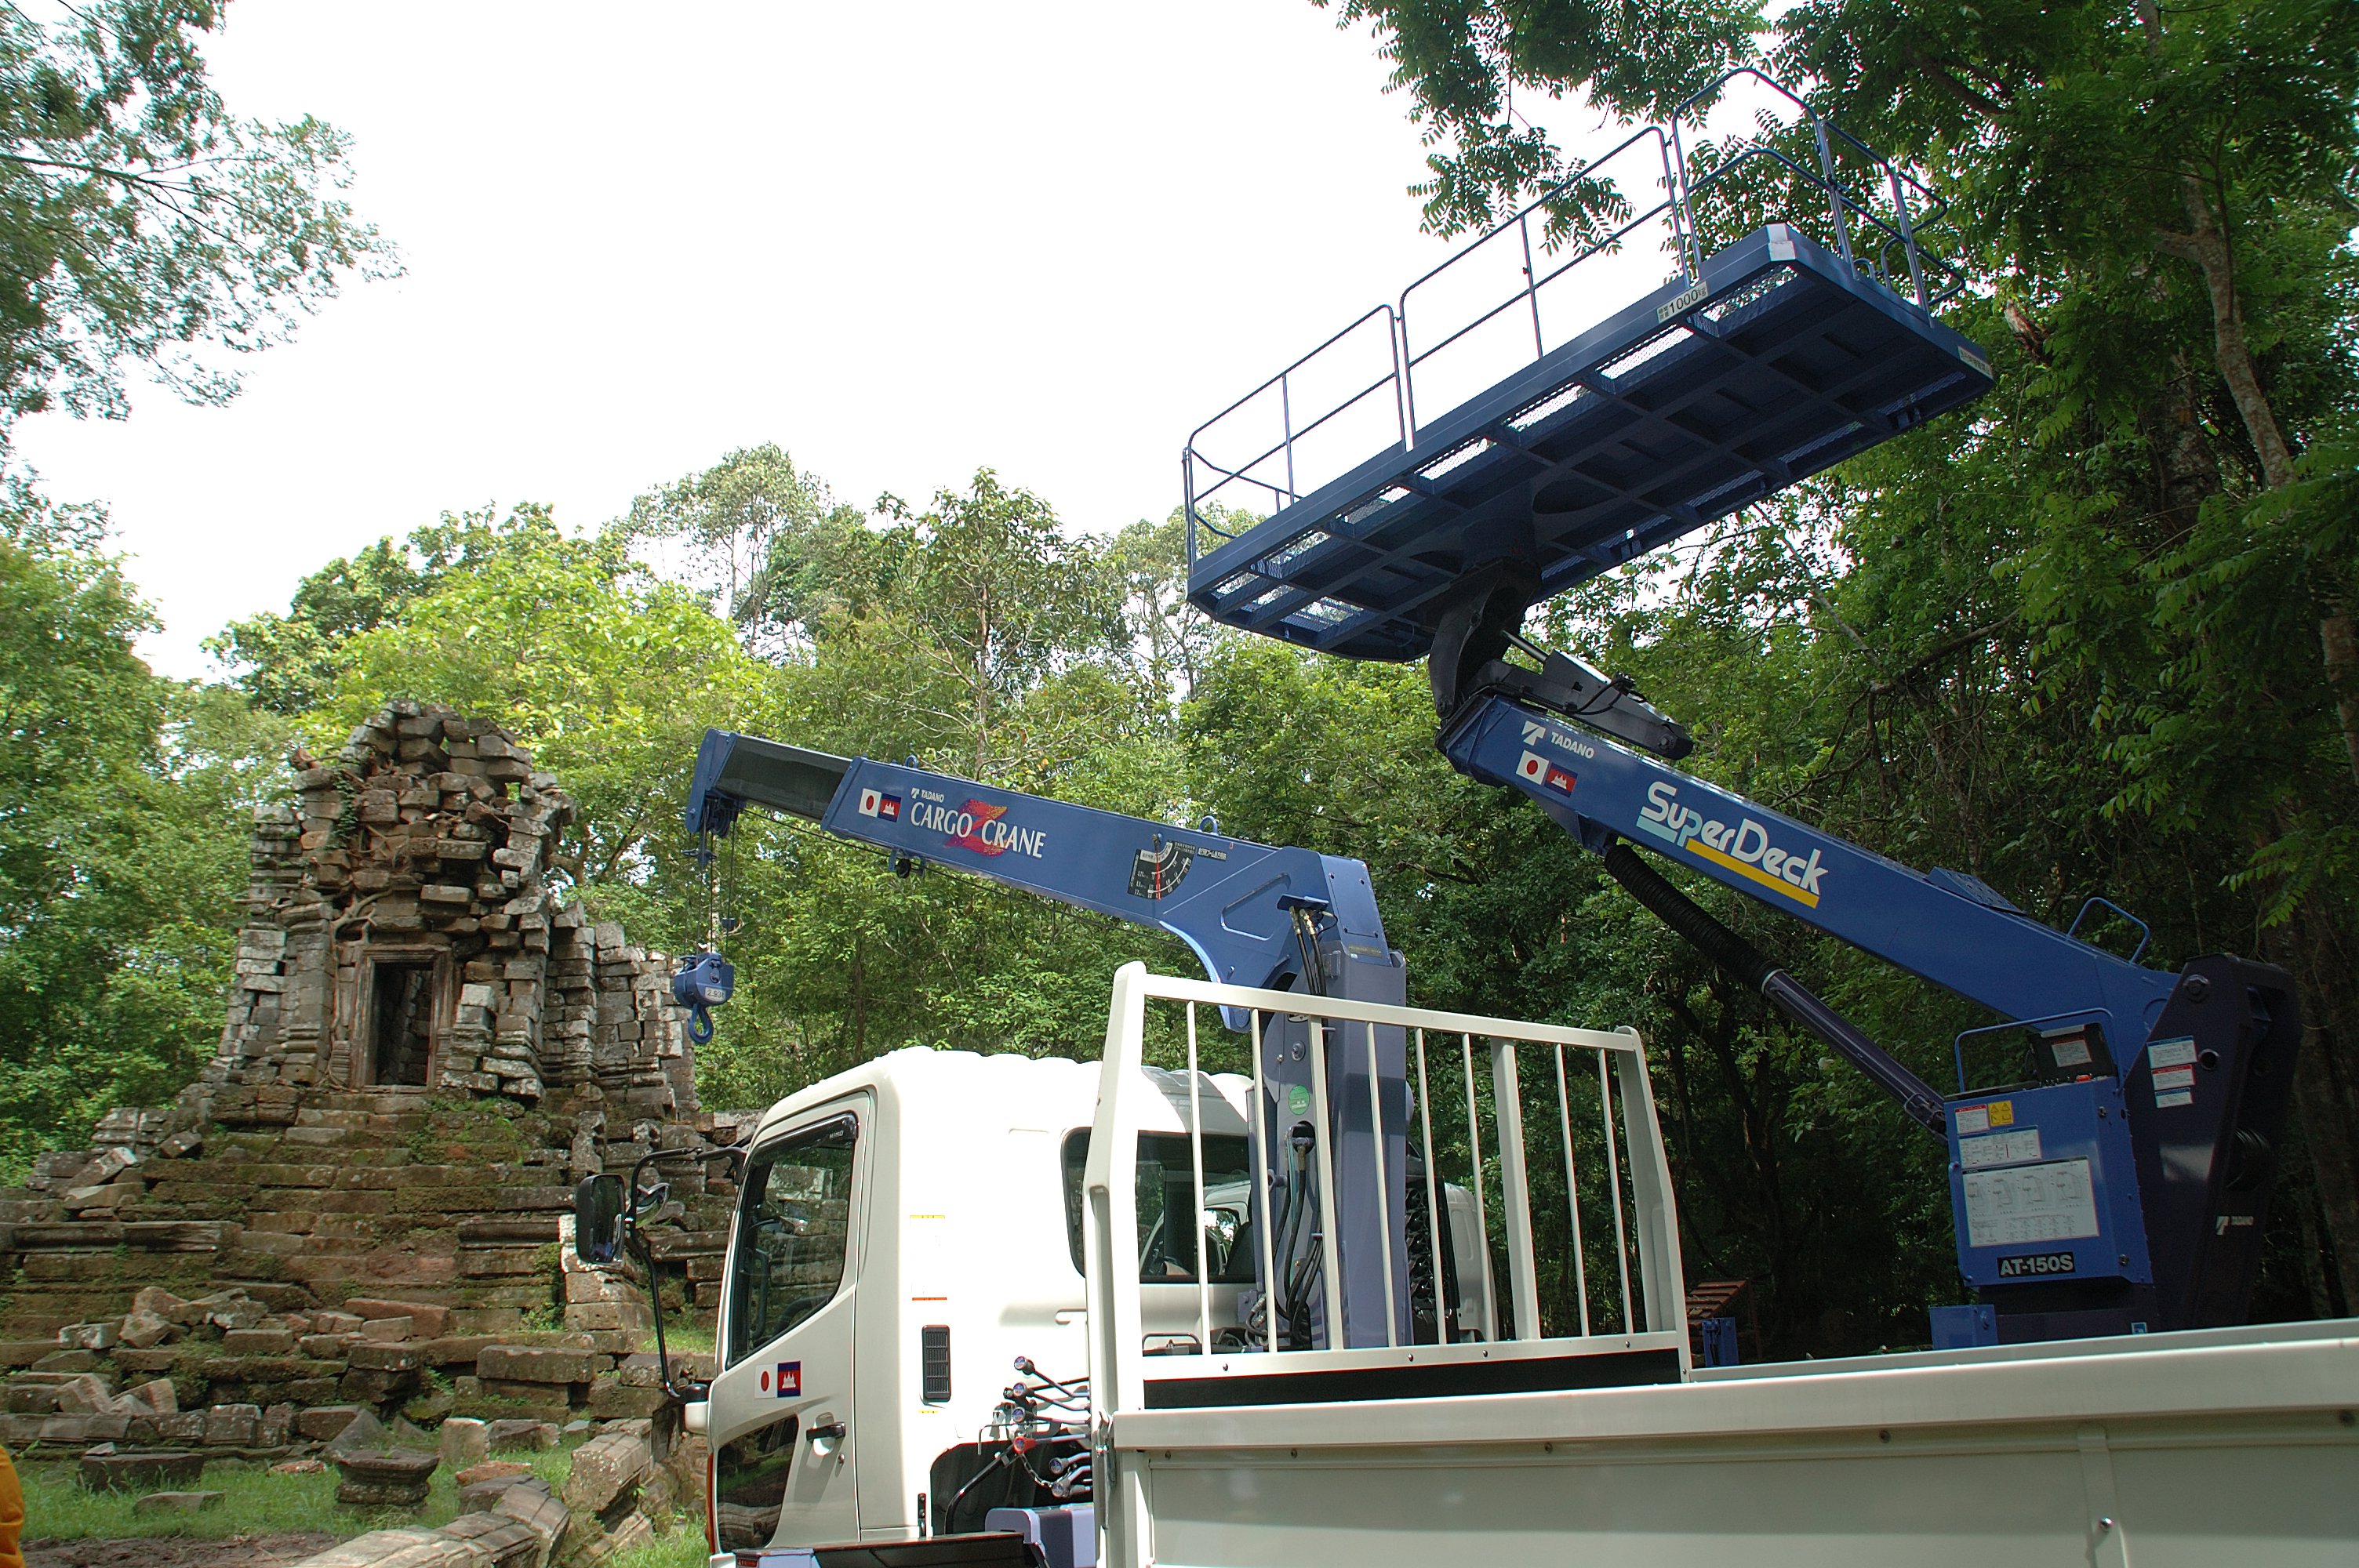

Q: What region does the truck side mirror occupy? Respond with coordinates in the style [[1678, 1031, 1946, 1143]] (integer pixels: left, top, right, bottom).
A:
[[574, 1173, 626, 1265]]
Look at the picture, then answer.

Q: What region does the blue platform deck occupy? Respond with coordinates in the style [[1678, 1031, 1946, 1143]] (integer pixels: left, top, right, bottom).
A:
[[1186, 225, 1994, 661]]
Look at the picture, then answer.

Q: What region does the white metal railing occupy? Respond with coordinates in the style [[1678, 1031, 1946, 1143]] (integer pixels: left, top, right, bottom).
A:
[[1084, 962, 1685, 1403], [1085, 964, 1686, 1567], [1183, 68, 1966, 566]]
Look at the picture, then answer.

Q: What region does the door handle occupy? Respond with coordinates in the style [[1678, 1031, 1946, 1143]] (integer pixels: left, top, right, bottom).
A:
[[808, 1421, 846, 1443]]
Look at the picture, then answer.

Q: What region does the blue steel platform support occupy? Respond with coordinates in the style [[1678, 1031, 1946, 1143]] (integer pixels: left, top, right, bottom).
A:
[[1177, 70, 2304, 1342]]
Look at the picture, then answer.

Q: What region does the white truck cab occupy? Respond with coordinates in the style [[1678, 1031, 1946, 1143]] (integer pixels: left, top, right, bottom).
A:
[[696, 1047, 1263, 1552]]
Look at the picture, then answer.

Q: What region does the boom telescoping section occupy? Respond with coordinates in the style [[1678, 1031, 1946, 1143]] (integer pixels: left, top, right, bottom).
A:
[[1180, 70, 2301, 1345], [681, 728, 1415, 1350]]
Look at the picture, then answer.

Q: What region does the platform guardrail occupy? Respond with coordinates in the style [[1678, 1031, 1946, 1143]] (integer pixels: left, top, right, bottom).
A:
[[1183, 68, 1964, 567]]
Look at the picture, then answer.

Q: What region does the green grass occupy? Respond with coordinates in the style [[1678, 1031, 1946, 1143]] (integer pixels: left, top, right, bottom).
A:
[[21, 1437, 592, 1543], [609, 1523, 711, 1567], [637, 1323, 716, 1356]]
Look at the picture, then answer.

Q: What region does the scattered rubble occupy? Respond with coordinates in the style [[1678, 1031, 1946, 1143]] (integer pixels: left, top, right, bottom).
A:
[[0, 706, 740, 1559]]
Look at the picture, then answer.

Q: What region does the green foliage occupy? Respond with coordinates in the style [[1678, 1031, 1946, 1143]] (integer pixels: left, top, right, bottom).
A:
[[206, 537, 436, 714], [673, 469, 1198, 1104], [0, 1, 393, 443], [299, 503, 780, 892], [616, 441, 880, 655], [0, 496, 289, 1175]]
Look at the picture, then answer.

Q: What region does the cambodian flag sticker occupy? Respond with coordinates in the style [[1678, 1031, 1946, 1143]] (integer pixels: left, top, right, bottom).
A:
[[857, 788, 900, 820], [774, 1360, 800, 1397]]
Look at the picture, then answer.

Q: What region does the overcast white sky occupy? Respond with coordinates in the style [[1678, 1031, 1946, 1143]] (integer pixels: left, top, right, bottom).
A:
[[14, 2, 1648, 677]]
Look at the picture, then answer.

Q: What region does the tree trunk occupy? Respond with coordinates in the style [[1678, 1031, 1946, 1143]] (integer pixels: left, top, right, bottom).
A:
[[2157, 178, 2294, 488], [2271, 902, 2359, 1311], [2155, 180, 2359, 786], [2321, 609, 2359, 787]]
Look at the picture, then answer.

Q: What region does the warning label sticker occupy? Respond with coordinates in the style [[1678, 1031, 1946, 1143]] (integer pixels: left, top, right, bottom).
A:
[[1962, 1158, 2101, 1249]]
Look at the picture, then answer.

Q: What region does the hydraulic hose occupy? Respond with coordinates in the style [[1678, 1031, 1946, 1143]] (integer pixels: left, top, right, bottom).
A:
[[1601, 843, 1949, 1138]]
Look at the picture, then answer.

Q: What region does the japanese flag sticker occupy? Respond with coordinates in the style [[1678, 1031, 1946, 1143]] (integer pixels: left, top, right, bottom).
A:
[[1518, 750, 1549, 783]]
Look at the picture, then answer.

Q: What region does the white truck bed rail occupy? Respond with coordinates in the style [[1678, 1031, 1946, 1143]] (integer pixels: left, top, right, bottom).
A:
[[1082, 967, 1688, 1527]]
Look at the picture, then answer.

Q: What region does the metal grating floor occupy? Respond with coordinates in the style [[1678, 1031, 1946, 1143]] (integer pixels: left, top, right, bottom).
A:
[[1187, 224, 1995, 662]]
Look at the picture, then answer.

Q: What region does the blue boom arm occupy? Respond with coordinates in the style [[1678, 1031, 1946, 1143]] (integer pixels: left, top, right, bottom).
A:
[[684, 729, 1394, 1003], [1441, 697, 2182, 1053], [683, 728, 1413, 1350]]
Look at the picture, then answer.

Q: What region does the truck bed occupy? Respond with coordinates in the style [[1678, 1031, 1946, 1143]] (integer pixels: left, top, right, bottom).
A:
[[1103, 1319, 2359, 1566]]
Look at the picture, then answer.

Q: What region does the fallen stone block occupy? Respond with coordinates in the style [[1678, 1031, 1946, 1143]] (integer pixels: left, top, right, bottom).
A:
[[122, 1378, 177, 1414], [362, 1315, 417, 1343], [224, 1327, 298, 1356], [133, 1489, 224, 1515], [204, 1403, 262, 1446], [325, 1407, 387, 1456], [493, 1476, 569, 1555], [333, 1446, 442, 1508], [350, 1342, 426, 1373], [558, 1429, 651, 1515], [437, 1510, 547, 1568], [477, 1346, 605, 1385], [314, 1309, 367, 1334], [191, 1290, 269, 1330], [153, 1411, 208, 1443], [282, 1528, 479, 1568], [485, 1418, 558, 1452], [297, 1404, 367, 1443], [348, 1298, 454, 1338], [565, 1509, 653, 1563], [583, 1381, 664, 1421], [118, 1311, 179, 1350], [458, 1475, 526, 1514], [56, 1321, 120, 1352], [42, 1413, 129, 1443], [48, 1374, 114, 1415], [80, 1449, 205, 1491], [271, 1457, 328, 1475], [441, 1415, 492, 1470]]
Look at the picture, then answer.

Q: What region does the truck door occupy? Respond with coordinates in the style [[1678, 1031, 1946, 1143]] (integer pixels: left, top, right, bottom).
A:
[[711, 1102, 868, 1551]]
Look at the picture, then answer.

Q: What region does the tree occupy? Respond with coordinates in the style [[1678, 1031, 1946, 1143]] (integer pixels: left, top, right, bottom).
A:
[[0, 1, 391, 442], [304, 504, 781, 891], [0, 494, 289, 1173], [205, 536, 434, 713], [613, 444, 879, 658]]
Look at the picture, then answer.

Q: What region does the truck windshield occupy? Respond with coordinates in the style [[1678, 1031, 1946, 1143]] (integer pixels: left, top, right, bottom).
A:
[[727, 1113, 857, 1367], [1062, 1130, 1256, 1283]]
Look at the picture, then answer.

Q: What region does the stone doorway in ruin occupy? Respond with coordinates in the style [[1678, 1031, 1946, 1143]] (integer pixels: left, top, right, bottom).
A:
[[358, 948, 453, 1089]]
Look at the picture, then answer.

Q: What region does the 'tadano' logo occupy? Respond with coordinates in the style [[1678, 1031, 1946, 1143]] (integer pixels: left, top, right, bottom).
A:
[[1635, 781, 1827, 908]]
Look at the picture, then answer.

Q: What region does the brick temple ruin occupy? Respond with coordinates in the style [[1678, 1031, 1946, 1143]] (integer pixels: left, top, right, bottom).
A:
[[0, 702, 747, 1459]]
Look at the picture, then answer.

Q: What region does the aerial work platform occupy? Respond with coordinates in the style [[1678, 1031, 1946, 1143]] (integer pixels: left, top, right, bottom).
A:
[[1183, 73, 1996, 660]]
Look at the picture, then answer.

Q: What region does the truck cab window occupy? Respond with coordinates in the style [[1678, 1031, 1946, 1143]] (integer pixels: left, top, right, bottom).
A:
[[1062, 1130, 1256, 1283], [727, 1115, 857, 1367]]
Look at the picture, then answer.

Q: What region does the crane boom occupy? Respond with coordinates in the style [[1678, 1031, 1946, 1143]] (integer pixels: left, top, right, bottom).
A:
[[682, 728, 1413, 1350]]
